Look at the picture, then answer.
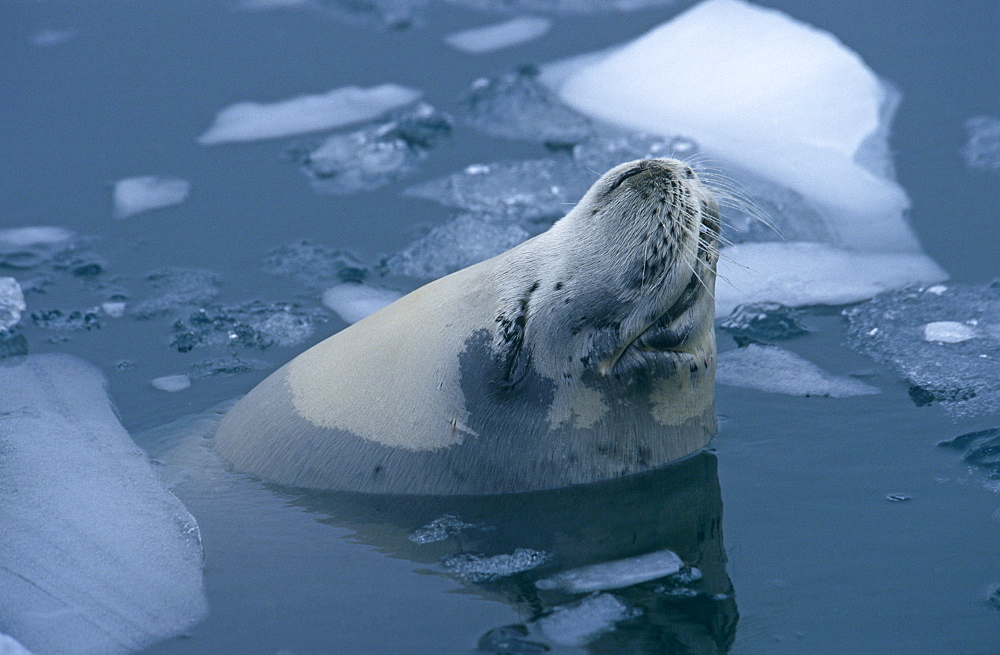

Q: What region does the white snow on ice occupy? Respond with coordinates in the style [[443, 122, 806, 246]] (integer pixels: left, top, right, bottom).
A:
[[197, 84, 422, 144], [922, 321, 977, 344], [152, 374, 193, 392], [715, 242, 947, 316], [322, 283, 402, 324], [0, 278, 26, 332], [536, 548, 684, 593], [541, 0, 947, 312], [445, 17, 552, 54], [113, 176, 190, 219], [716, 343, 880, 397], [0, 355, 207, 655]]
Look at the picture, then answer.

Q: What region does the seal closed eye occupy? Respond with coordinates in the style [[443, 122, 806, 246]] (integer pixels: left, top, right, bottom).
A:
[[215, 158, 721, 495]]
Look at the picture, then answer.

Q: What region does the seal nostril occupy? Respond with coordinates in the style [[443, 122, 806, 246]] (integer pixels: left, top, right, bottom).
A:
[[683, 166, 695, 179]]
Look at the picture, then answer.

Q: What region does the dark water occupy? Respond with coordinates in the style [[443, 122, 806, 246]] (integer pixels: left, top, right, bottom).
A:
[[2, 1, 999, 653]]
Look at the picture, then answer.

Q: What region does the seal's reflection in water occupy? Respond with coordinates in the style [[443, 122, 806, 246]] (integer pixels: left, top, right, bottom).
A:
[[287, 451, 737, 653]]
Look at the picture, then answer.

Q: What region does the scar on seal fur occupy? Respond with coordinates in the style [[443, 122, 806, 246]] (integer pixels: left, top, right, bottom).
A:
[[215, 158, 721, 494]]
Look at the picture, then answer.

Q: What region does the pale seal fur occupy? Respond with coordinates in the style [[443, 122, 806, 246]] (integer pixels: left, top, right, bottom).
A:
[[216, 158, 720, 494]]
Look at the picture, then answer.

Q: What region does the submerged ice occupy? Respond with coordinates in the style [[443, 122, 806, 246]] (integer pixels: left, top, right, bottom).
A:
[[962, 116, 1000, 173], [717, 343, 880, 398], [113, 176, 190, 218], [0, 355, 207, 654], [845, 282, 1000, 417], [444, 17, 551, 54]]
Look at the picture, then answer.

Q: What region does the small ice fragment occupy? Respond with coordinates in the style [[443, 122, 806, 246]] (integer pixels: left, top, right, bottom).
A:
[[926, 285, 948, 295], [409, 514, 478, 544], [101, 301, 127, 318], [535, 548, 684, 593], [922, 321, 976, 344], [885, 493, 911, 502], [130, 269, 220, 318], [264, 241, 367, 290], [719, 302, 807, 341], [536, 594, 634, 647], [961, 116, 1000, 172], [197, 84, 422, 144], [0, 226, 74, 249], [0, 355, 207, 654], [31, 29, 76, 47], [715, 242, 947, 316], [152, 375, 192, 393], [441, 548, 549, 582], [445, 17, 552, 54], [717, 343, 881, 397], [322, 283, 402, 324], [113, 176, 190, 219], [0, 278, 26, 332]]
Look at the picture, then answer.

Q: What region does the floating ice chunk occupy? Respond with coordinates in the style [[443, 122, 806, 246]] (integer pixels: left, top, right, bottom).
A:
[[0, 634, 31, 655], [715, 242, 948, 316], [130, 268, 220, 318], [717, 344, 880, 397], [30, 307, 101, 331], [719, 302, 808, 341], [923, 321, 977, 344], [0, 226, 73, 249], [382, 213, 530, 279], [461, 65, 597, 144], [544, 0, 920, 252], [445, 17, 552, 54], [264, 240, 367, 290], [845, 282, 1000, 416], [295, 103, 451, 193], [152, 374, 192, 392], [962, 116, 1000, 172], [409, 515, 480, 544], [0, 355, 207, 654], [322, 283, 402, 324], [197, 84, 422, 144], [536, 594, 634, 647], [101, 301, 127, 317], [189, 356, 271, 379], [169, 301, 323, 352], [536, 548, 684, 593], [113, 176, 190, 218], [31, 28, 76, 47], [939, 428, 1000, 481], [0, 278, 26, 332], [441, 548, 549, 582]]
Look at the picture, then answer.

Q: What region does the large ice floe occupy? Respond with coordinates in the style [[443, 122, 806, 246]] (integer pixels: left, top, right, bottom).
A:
[[198, 84, 422, 144], [532, 0, 946, 313], [845, 282, 1000, 417], [0, 355, 207, 654], [717, 343, 880, 398]]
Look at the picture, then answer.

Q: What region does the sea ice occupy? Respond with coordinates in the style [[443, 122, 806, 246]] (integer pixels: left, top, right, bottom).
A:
[[845, 282, 1000, 416], [404, 157, 594, 222], [294, 103, 451, 193], [197, 84, 422, 144], [130, 268, 220, 318], [408, 515, 480, 545], [961, 116, 1000, 172], [461, 65, 597, 145], [716, 343, 880, 398], [169, 301, 323, 352], [444, 17, 552, 54], [380, 213, 529, 279], [31, 28, 77, 47], [152, 374, 193, 392], [441, 548, 549, 582], [544, 0, 919, 253], [535, 548, 684, 593], [939, 428, 1000, 481], [0, 226, 76, 270], [715, 242, 947, 317], [923, 321, 977, 344], [264, 240, 368, 290], [719, 302, 808, 341], [322, 283, 402, 324], [113, 176, 190, 219], [535, 593, 635, 647], [0, 355, 207, 654], [30, 307, 101, 331], [0, 278, 26, 332], [0, 634, 31, 655]]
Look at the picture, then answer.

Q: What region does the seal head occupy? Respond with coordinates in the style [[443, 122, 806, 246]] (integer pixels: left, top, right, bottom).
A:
[[216, 158, 720, 494]]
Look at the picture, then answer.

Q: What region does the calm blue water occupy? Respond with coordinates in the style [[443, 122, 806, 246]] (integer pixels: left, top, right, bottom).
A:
[[2, 1, 999, 653]]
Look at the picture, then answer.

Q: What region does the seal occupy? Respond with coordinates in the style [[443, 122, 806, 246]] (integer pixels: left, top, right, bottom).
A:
[[215, 158, 720, 494]]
